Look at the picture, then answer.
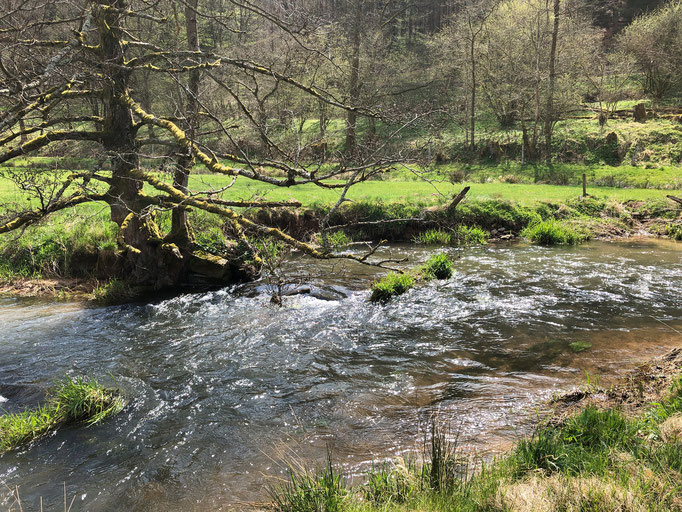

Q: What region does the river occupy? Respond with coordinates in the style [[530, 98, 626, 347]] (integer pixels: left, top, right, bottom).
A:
[[1, 239, 681, 511]]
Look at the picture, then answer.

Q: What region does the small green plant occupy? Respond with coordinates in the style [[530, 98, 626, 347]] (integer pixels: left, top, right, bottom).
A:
[[413, 229, 452, 245], [0, 376, 125, 453], [569, 341, 593, 353], [419, 253, 454, 280], [521, 220, 588, 245], [92, 279, 138, 305], [316, 230, 353, 249], [270, 454, 347, 512], [369, 272, 415, 303], [665, 223, 682, 241]]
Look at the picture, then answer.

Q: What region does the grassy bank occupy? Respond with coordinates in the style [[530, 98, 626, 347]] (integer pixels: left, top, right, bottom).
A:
[[0, 172, 680, 284], [270, 350, 682, 512], [0, 376, 125, 454]]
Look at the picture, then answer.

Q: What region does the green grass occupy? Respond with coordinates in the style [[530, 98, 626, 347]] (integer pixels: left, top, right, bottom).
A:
[[453, 225, 488, 245], [0, 162, 679, 281], [413, 229, 453, 245], [522, 220, 590, 245], [270, 375, 682, 512], [0, 376, 125, 453], [369, 272, 416, 304], [270, 455, 348, 512], [569, 341, 593, 353], [413, 227, 488, 246], [417, 253, 454, 281], [666, 223, 682, 241], [370, 253, 454, 303]]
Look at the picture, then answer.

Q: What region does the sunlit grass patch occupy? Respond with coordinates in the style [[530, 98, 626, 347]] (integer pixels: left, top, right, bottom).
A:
[[370, 253, 454, 303], [0, 376, 125, 453], [413, 229, 452, 245], [418, 253, 454, 281], [369, 272, 415, 304], [521, 219, 590, 245], [269, 455, 347, 512], [569, 341, 593, 353]]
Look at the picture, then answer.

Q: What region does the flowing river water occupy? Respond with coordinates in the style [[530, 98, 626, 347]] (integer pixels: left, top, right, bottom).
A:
[[1, 239, 681, 511]]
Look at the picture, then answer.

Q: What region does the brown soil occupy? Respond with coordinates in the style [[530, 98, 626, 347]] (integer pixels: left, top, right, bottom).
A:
[[551, 347, 682, 424], [0, 277, 98, 300]]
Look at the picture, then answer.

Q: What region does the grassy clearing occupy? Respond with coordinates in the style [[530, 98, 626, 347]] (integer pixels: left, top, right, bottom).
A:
[[0, 376, 125, 454], [369, 253, 454, 303], [270, 373, 682, 512]]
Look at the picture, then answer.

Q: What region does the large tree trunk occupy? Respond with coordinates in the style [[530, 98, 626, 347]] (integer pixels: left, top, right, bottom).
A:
[[97, 0, 236, 290]]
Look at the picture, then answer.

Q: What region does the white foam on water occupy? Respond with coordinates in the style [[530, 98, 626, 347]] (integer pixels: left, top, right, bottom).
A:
[[0, 395, 7, 403]]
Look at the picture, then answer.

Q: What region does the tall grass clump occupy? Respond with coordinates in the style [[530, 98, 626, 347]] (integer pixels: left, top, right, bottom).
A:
[[511, 407, 641, 476], [363, 461, 416, 504], [454, 225, 488, 245], [521, 219, 588, 245], [92, 279, 138, 305], [665, 223, 682, 241], [0, 376, 125, 453], [369, 272, 415, 303], [270, 454, 347, 512], [370, 253, 454, 303], [418, 253, 454, 280], [413, 227, 488, 246], [413, 229, 452, 245]]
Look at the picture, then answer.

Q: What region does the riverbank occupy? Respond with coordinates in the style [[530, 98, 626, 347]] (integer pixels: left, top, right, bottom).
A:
[[269, 347, 682, 512], [0, 188, 680, 301]]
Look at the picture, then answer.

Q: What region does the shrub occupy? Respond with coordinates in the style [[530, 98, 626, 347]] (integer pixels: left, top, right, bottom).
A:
[[369, 273, 415, 303]]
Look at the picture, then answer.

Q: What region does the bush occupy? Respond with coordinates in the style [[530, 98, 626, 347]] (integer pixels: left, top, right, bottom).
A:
[[369, 272, 415, 303]]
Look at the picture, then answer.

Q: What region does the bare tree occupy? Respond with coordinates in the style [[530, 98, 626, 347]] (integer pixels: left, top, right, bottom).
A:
[[0, 0, 405, 290]]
